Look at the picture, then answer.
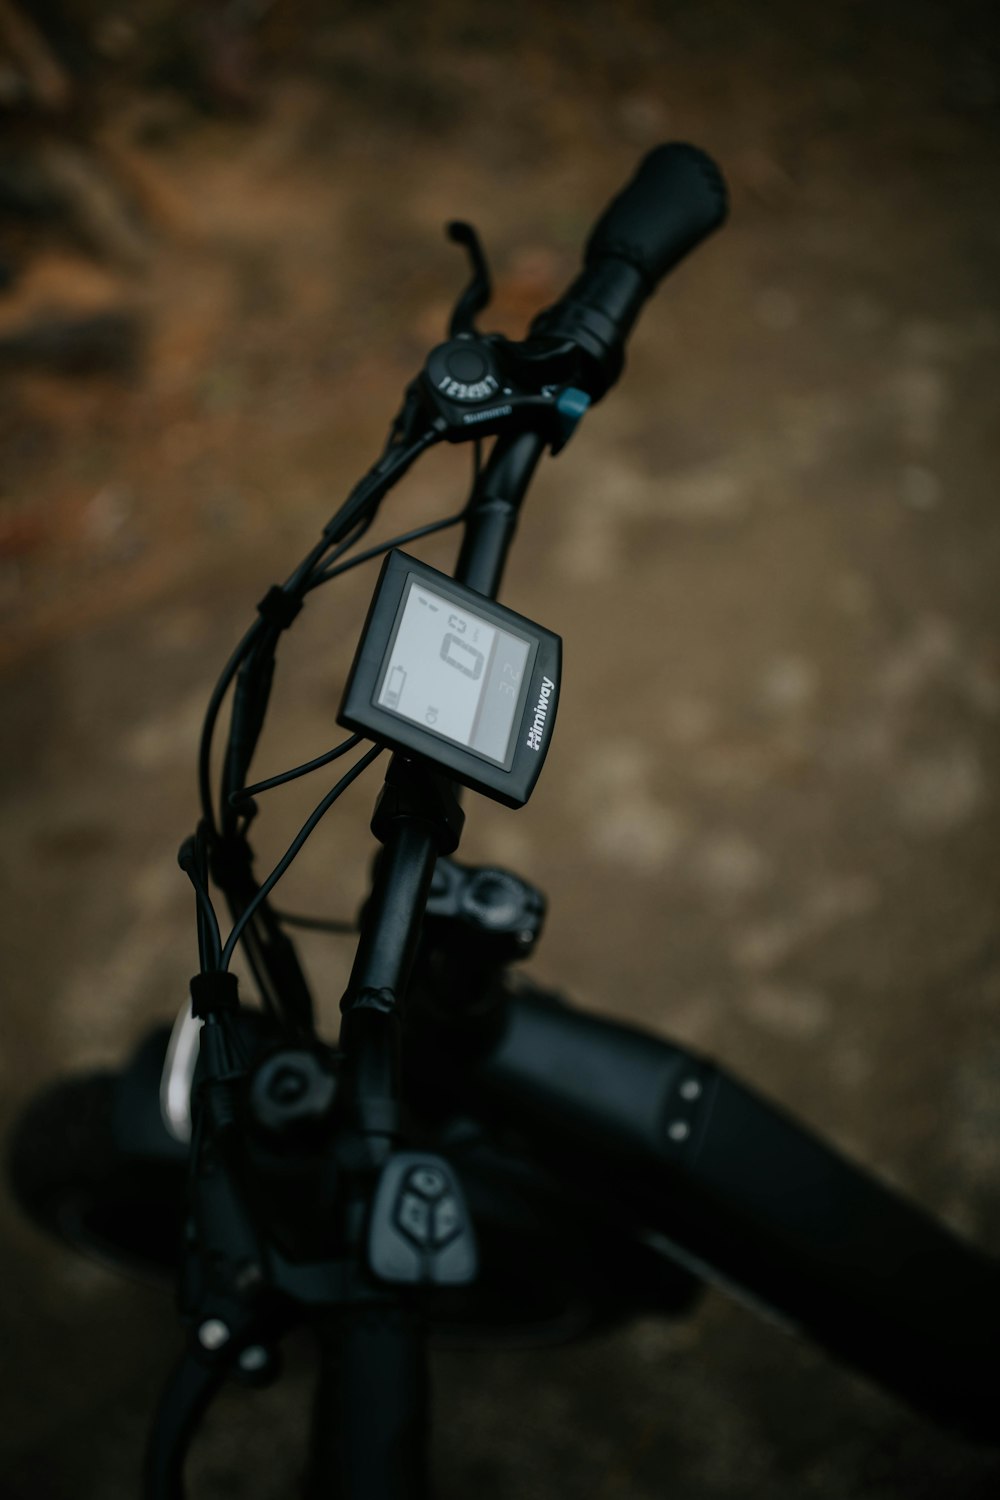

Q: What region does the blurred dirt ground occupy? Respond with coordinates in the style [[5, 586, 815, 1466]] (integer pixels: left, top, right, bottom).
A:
[[2, 2, 1000, 1496]]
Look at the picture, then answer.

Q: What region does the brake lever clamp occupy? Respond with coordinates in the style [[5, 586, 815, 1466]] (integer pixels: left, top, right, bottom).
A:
[[411, 218, 592, 453], [420, 332, 591, 454]]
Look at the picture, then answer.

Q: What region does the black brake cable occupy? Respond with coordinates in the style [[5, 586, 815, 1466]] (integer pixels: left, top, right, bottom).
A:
[[198, 617, 264, 836], [215, 522, 374, 840], [215, 497, 470, 845], [306, 505, 471, 591], [192, 430, 480, 978], [215, 514, 380, 847], [268, 910, 355, 935], [197, 428, 439, 839], [229, 733, 362, 810], [233, 439, 482, 940], [284, 427, 439, 596], [207, 501, 470, 954], [178, 830, 223, 969], [219, 744, 384, 972]]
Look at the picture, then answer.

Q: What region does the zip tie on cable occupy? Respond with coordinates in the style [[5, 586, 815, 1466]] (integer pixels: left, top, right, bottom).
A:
[[190, 970, 240, 1020], [256, 585, 303, 631]]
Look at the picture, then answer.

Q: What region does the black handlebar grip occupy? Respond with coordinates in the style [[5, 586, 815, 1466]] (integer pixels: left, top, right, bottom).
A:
[[530, 143, 727, 399], [584, 142, 727, 283]]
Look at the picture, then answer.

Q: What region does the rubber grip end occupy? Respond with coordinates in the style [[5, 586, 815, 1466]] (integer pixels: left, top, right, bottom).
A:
[[585, 142, 728, 286]]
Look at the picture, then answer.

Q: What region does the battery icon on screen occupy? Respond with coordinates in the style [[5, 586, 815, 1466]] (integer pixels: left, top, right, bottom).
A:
[[384, 665, 406, 709]]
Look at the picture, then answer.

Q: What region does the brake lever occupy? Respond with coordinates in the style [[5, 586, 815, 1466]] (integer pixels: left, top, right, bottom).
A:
[[447, 220, 492, 337], [376, 223, 592, 457]]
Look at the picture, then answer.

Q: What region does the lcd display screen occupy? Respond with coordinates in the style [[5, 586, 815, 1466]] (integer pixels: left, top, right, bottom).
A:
[[375, 580, 531, 765]]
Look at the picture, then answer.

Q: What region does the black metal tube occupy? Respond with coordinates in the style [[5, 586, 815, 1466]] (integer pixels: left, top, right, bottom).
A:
[[345, 823, 439, 1004], [143, 1353, 226, 1500], [306, 1307, 430, 1500], [341, 820, 440, 1137], [454, 430, 547, 597]]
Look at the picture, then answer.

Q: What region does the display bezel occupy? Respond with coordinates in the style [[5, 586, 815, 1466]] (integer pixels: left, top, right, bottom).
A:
[[338, 550, 561, 808]]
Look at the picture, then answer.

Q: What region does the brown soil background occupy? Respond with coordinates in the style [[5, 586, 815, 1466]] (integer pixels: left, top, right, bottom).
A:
[[1, 2, 999, 1495]]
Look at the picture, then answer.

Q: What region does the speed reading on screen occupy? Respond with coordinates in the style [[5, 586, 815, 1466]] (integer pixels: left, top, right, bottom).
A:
[[338, 550, 561, 807]]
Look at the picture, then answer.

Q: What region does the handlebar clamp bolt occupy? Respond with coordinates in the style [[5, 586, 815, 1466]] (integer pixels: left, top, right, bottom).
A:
[[250, 1051, 337, 1137], [234, 1260, 265, 1295], [197, 1318, 230, 1351]]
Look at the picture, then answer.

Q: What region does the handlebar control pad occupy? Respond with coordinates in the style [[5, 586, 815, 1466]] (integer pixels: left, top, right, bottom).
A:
[[368, 1152, 477, 1285]]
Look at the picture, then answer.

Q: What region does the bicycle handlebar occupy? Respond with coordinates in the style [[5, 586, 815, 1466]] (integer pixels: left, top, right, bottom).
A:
[[530, 142, 727, 397]]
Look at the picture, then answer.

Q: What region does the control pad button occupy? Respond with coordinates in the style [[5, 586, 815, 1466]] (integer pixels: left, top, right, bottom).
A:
[[409, 1166, 447, 1200], [396, 1192, 432, 1246], [432, 1195, 461, 1247]]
